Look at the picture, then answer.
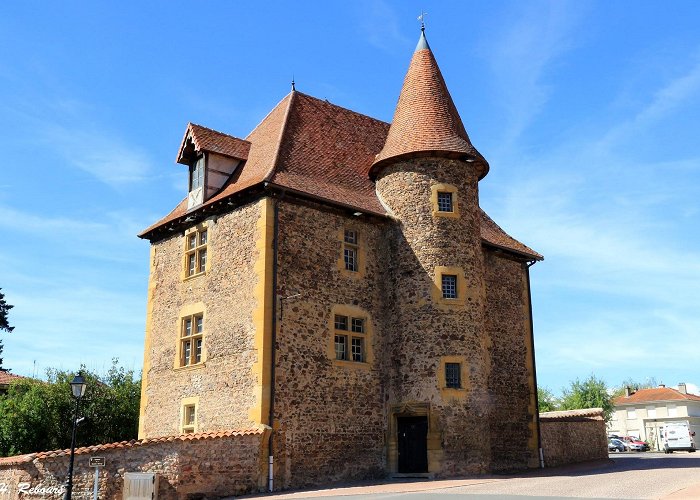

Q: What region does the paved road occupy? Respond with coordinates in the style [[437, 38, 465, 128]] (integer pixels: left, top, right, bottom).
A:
[[243, 453, 700, 499]]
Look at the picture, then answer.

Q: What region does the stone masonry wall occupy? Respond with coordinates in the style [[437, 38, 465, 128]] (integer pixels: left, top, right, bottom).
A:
[[540, 410, 609, 467], [140, 199, 264, 438], [0, 430, 269, 500], [376, 158, 493, 476], [272, 199, 390, 489], [483, 252, 539, 471]]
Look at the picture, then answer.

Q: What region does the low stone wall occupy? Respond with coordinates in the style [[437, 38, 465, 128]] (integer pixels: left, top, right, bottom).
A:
[[540, 408, 608, 467], [0, 427, 269, 499]]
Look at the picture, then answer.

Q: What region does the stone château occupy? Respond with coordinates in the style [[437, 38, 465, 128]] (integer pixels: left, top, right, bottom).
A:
[[138, 28, 543, 489]]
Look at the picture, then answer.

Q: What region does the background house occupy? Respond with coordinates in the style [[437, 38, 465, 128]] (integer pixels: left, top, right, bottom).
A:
[[609, 383, 700, 450]]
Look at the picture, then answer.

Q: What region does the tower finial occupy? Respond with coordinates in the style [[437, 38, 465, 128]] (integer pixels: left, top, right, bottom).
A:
[[291, 75, 296, 92], [418, 11, 427, 31]]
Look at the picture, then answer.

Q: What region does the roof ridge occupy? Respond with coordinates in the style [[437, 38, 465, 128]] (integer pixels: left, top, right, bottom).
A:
[[293, 91, 390, 127], [190, 122, 248, 141], [264, 91, 297, 183]]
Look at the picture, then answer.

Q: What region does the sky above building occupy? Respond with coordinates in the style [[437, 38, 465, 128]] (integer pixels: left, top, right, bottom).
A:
[[1, 1, 698, 395]]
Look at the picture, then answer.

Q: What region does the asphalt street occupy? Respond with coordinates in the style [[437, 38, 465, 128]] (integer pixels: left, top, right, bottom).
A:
[[243, 452, 700, 499]]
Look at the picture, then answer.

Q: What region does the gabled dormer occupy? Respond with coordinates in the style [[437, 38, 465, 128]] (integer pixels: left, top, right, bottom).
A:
[[177, 123, 251, 210]]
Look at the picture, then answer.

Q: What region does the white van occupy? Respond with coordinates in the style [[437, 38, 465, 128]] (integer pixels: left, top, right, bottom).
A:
[[662, 422, 697, 453]]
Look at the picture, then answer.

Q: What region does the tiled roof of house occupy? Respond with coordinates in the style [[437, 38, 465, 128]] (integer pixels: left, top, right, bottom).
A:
[[371, 30, 487, 178], [0, 371, 23, 386], [140, 91, 540, 260], [614, 387, 700, 405], [0, 428, 266, 465], [177, 123, 251, 163], [479, 210, 543, 260]]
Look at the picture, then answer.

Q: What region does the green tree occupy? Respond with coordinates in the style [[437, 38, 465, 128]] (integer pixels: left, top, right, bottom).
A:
[[0, 288, 14, 371], [0, 360, 141, 456], [537, 386, 559, 412], [560, 374, 614, 421], [611, 377, 658, 399]]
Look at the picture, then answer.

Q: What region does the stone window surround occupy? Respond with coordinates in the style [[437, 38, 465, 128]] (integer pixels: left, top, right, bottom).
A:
[[430, 183, 460, 219], [182, 222, 211, 280], [174, 302, 207, 370], [336, 226, 367, 279], [432, 266, 467, 306], [437, 355, 469, 398], [180, 396, 199, 434], [328, 304, 373, 368]]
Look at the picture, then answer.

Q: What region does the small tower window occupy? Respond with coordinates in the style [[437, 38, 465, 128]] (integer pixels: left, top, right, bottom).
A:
[[343, 230, 359, 272], [180, 314, 204, 366], [441, 274, 458, 299], [185, 227, 208, 277], [437, 191, 453, 212], [445, 363, 462, 388]]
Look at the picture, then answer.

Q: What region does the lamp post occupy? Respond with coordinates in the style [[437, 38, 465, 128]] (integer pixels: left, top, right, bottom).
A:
[[64, 372, 87, 500]]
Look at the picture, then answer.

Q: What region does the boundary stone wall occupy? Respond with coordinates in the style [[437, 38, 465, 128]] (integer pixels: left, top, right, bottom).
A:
[[0, 428, 269, 500], [540, 408, 608, 467]]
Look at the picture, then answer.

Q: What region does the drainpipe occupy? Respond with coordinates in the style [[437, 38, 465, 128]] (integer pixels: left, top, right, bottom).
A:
[[268, 197, 280, 491], [526, 260, 544, 468]]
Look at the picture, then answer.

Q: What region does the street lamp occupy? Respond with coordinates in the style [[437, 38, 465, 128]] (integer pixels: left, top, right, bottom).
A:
[[64, 372, 87, 500]]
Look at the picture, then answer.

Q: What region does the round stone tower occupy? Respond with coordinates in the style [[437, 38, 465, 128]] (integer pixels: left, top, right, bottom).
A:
[[372, 29, 494, 475]]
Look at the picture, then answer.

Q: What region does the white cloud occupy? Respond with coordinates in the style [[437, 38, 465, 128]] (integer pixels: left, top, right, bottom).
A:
[[42, 124, 153, 186], [481, 0, 584, 145]]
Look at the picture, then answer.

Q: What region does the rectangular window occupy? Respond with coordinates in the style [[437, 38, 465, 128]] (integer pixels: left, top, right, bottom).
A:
[[437, 191, 453, 212], [182, 404, 196, 433], [181, 314, 204, 367], [441, 274, 458, 299], [334, 315, 348, 330], [445, 362, 461, 388], [668, 404, 677, 417], [343, 230, 359, 272], [351, 337, 364, 362], [335, 335, 347, 360], [333, 313, 367, 363], [646, 406, 656, 419], [627, 408, 636, 420], [190, 157, 205, 191], [351, 317, 365, 333], [185, 228, 208, 277]]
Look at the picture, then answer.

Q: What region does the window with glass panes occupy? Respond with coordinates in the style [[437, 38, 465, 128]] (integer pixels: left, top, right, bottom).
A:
[[185, 228, 207, 276], [343, 229, 359, 272], [334, 313, 365, 362], [189, 157, 205, 191], [182, 404, 196, 433], [441, 274, 458, 299], [181, 314, 203, 366], [437, 191, 453, 212], [445, 362, 461, 388]]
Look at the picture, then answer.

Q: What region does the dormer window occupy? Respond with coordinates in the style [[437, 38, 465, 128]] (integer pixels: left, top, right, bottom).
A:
[[187, 156, 205, 209]]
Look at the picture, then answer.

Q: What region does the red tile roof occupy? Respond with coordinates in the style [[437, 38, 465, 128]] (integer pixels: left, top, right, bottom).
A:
[[0, 371, 23, 386], [0, 428, 266, 465], [140, 91, 540, 260], [371, 31, 487, 178], [614, 387, 700, 405], [177, 123, 251, 163], [540, 408, 604, 420]]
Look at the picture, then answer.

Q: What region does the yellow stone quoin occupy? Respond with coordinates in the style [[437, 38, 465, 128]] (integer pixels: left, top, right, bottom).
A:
[[248, 198, 275, 426]]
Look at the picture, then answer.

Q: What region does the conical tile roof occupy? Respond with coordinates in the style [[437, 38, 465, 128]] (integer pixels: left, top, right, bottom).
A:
[[370, 30, 488, 179]]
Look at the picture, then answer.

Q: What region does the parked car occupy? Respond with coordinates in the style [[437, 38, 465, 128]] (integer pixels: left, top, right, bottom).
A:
[[608, 438, 626, 452]]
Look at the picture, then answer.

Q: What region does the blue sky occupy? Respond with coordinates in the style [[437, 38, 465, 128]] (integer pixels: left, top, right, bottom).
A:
[[1, 1, 698, 395]]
